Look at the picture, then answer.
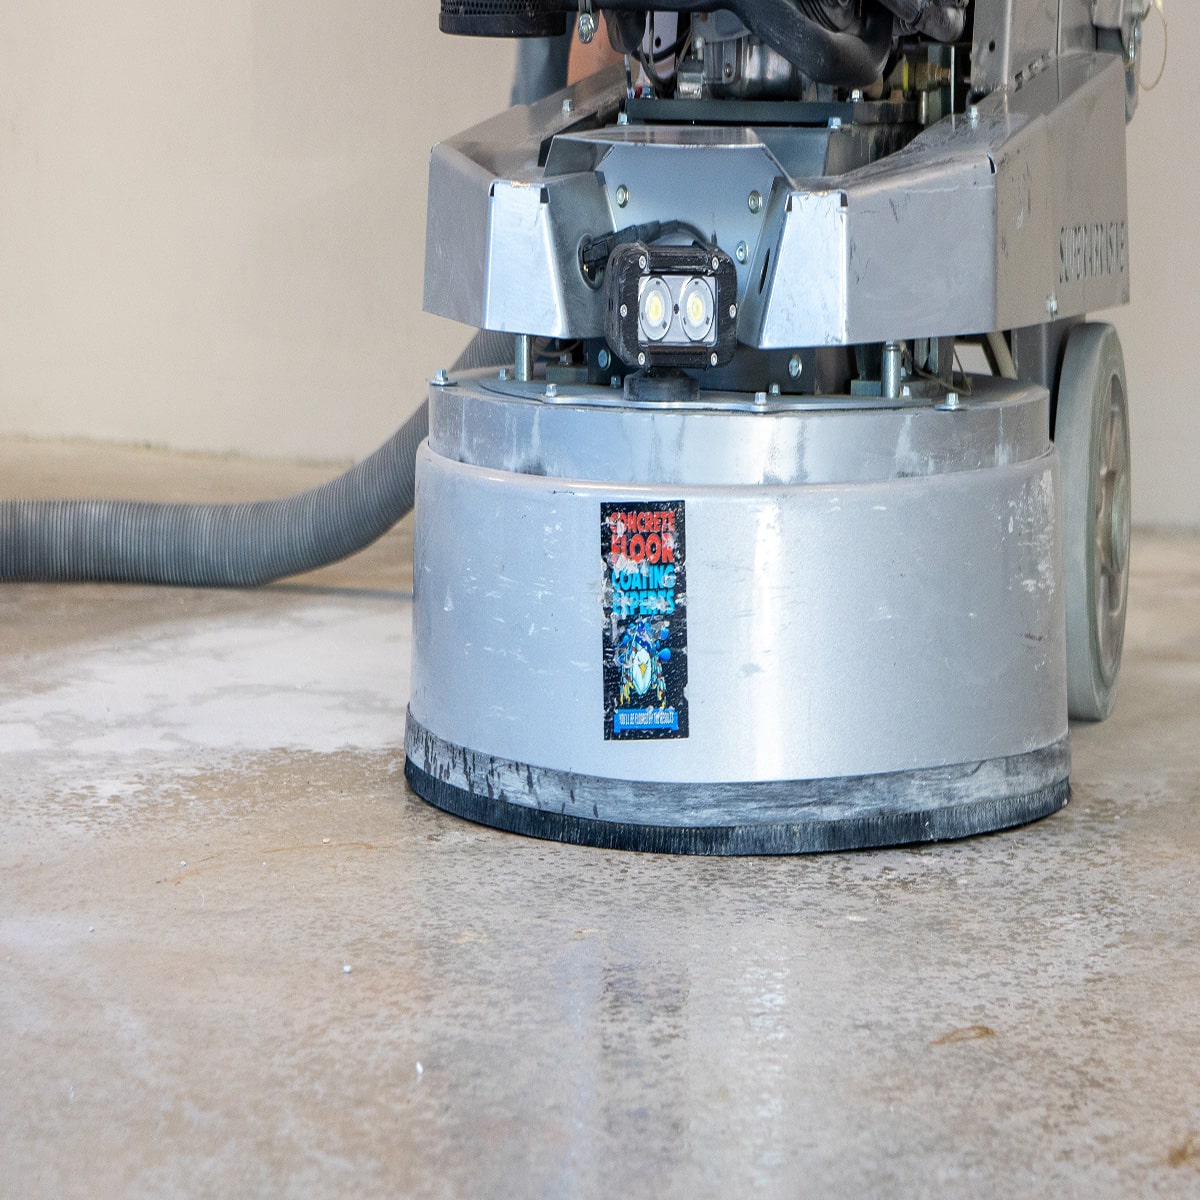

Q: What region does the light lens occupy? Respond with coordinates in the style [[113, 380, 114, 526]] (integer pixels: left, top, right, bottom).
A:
[[638, 277, 672, 342], [679, 277, 715, 342]]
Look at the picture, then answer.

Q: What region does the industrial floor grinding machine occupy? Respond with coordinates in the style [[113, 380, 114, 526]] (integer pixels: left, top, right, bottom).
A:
[[403, 0, 1144, 852], [1, 0, 1147, 855]]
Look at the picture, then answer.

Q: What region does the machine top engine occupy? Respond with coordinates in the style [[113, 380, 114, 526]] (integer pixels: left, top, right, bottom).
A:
[[440, 0, 971, 86]]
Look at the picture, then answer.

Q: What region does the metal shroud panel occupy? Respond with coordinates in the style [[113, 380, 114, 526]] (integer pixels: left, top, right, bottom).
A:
[[423, 53, 1129, 347]]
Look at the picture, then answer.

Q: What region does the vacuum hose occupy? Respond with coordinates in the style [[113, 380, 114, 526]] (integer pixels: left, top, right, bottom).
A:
[[0, 330, 513, 588], [0, 408, 428, 588]]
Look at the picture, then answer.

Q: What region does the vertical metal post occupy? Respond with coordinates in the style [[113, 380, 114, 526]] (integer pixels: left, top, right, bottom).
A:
[[515, 334, 534, 383], [881, 341, 904, 399]]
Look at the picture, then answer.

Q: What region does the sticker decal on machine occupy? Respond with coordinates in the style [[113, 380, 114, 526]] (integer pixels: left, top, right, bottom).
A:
[[601, 501, 688, 740]]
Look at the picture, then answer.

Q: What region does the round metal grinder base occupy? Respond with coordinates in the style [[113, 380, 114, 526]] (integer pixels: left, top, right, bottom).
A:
[[404, 720, 1070, 855], [405, 372, 1072, 855]]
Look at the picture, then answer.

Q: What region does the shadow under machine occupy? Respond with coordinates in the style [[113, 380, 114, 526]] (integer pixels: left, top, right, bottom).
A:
[[405, 0, 1142, 853]]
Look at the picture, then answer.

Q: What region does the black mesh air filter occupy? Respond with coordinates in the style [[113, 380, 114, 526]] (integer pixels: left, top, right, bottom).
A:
[[440, 0, 566, 37]]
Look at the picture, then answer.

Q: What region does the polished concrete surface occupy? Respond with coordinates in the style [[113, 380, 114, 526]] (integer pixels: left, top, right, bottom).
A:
[[2, 438, 1199, 1198]]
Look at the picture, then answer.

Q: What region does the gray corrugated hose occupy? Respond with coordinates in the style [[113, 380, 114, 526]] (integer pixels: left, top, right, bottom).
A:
[[0, 331, 514, 587]]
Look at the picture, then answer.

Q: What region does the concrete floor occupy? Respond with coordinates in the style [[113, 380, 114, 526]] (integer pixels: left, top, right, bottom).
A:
[[2, 437, 1199, 1198]]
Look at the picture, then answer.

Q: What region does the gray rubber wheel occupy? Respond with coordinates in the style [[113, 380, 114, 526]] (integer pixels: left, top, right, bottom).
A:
[[1055, 322, 1131, 721]]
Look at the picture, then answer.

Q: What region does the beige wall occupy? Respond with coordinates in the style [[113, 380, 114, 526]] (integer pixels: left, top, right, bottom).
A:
[[0, 6, 1194, 525], [0, 3, 514, 461], [1104, 11, 1196, 528]]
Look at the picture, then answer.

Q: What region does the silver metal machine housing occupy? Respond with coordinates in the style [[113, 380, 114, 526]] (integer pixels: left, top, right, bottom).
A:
[[406, 0, 1138, 853]]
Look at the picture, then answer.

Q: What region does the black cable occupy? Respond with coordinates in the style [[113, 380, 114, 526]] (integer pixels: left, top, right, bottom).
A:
[[633, 47, 673, 94], [650, 26, 690, 65], [657, 219, 710, 246]]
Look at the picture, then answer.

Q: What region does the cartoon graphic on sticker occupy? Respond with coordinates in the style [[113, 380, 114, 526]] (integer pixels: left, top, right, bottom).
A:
[[615, 619, 671, 705]]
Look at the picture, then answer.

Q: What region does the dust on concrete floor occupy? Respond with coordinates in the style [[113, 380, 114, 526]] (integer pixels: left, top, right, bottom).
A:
[[2, 438, 1199, 1198]]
